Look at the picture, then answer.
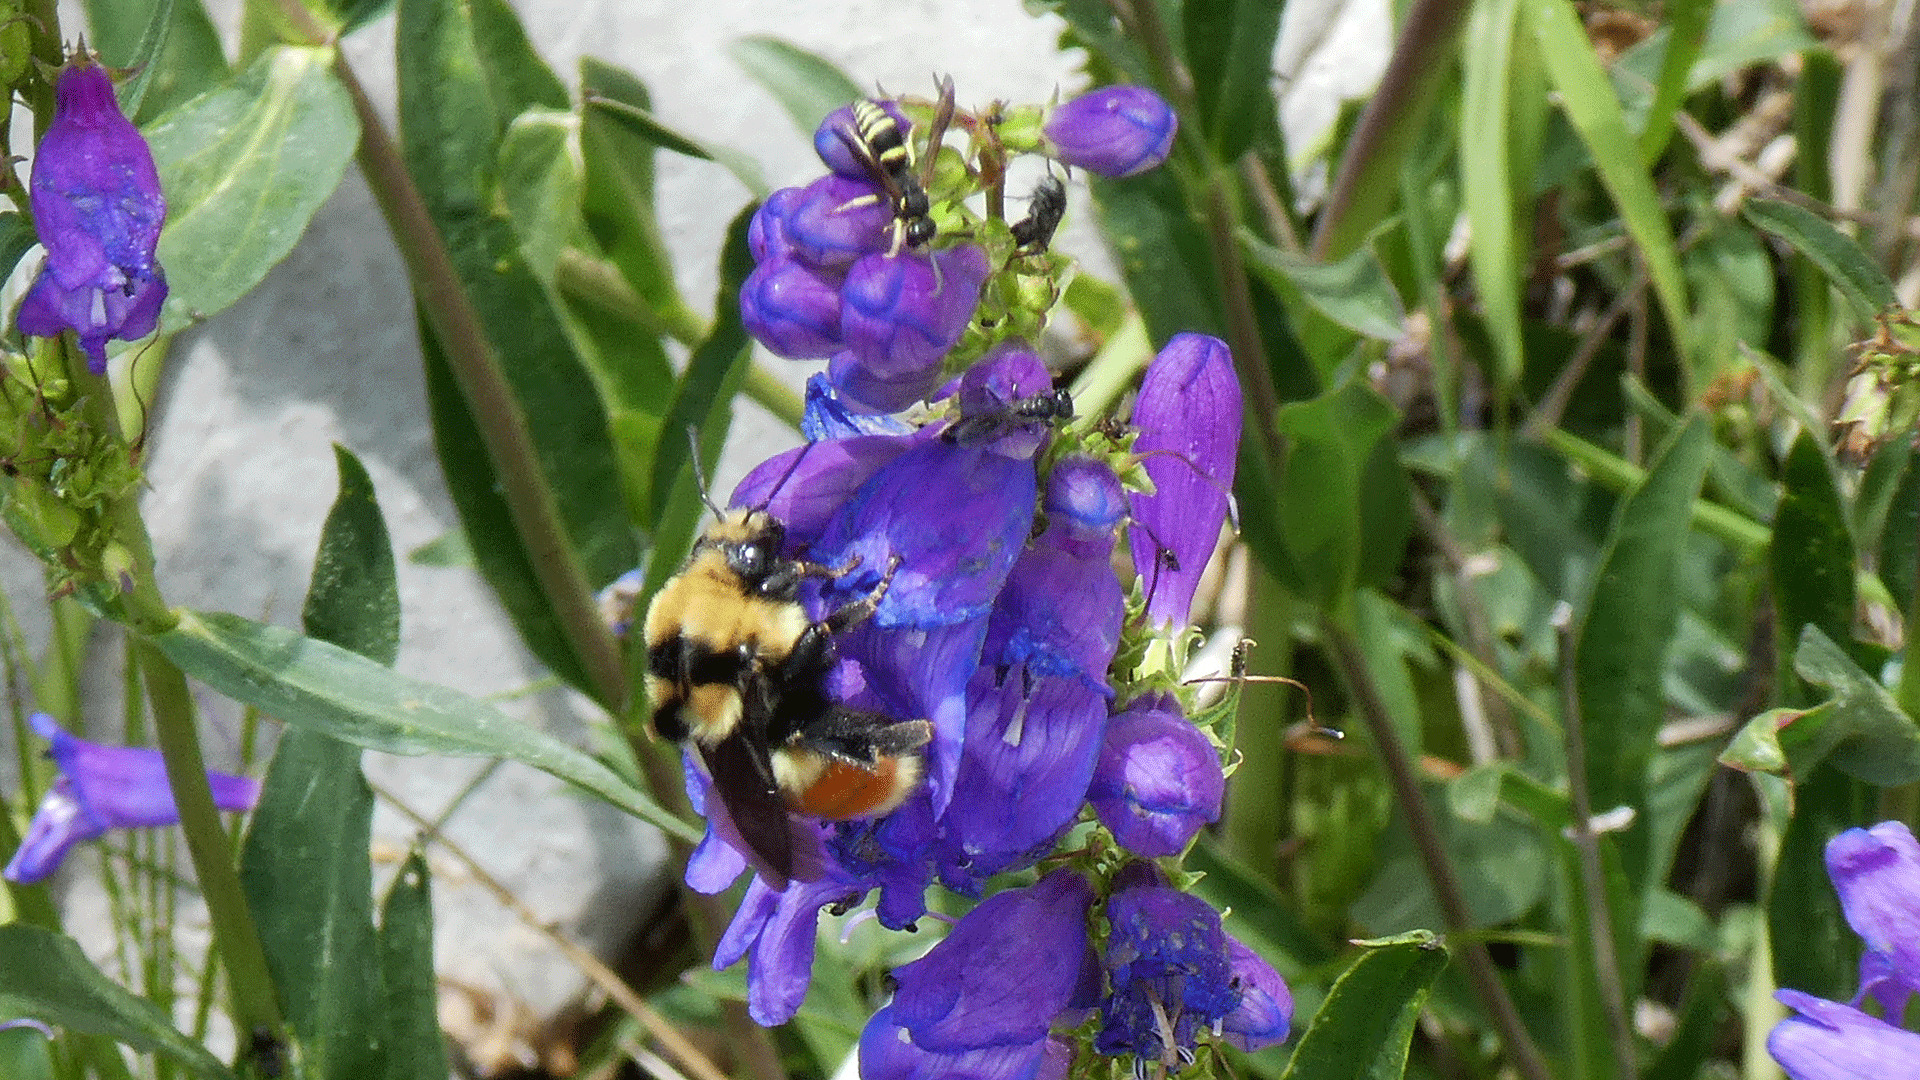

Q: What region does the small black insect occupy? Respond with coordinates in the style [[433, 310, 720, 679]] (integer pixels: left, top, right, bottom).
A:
[[942, 387, 1075, 446], [1010, 175, 1068, 252]]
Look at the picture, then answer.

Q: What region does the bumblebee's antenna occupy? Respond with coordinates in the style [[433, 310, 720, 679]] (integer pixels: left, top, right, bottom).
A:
[[684, 426, 724, 519], [750, 439, 819, 515]]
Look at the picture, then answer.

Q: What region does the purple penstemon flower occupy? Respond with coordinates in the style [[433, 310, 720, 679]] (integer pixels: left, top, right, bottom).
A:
[[1129, 333, 1242, 629], [1088, 694, 1224, 857], [1768, 821, 1920, 1078], [15, 60, 169, 374], [4, 713, 259, 884]]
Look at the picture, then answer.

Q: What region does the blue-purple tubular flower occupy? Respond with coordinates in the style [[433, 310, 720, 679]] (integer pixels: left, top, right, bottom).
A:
[[1222, 936, 1293, 1051], [784, 175, 895, 271], [833, 245, 990, 413], [1088, 695, 1223, 857], [4, 714, 259, 883], [1040, 86, 1177, 178], [1095, 868, 1241, 1062], [739, 257, 844, 360], [15, 62, 168, 373], [1768, 821, 1920, 1078], [874, 868, 1098, 1072], [1771, 990, 1920, 1080], [1128, 333, 1242, 629]]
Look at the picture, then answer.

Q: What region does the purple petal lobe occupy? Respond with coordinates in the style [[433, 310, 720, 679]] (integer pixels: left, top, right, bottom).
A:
[[815, 101, 912, 180], [802, 373, 915, 441], [1221, 935, 1293, 1050], [748, 187, 801, 264], [859, 1005, 1055, 1080], [1128, 333, 1242, 628], [740, 257, 844, 359], [1770, 989, 1920, 1080], [1826, 821, 1920, 1006], [4, 778, 103, 883], [1041, 86, 1177, 178], [891, 869, 1096, 1051], [945, 670, 1108, 875], [1088, 695, 1223, 857], [786, 175, 894, 270], [731, 434, 918, 554]]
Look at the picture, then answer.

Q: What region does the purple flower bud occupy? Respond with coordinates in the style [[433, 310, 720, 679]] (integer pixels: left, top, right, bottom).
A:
[[1221, 936, 1292, 1051], [4, 714, 259, 884], [1128, 333, 1241, 629], [1041, 86, 1177, 178], [785, 174, 894, 271], [836, 245, 990, 408], [1088, 695, 1223, 857], [890, 868, 1099, 1052], [1825, 821, 1920, 1013], [1770, 990, 1920, 1080], [815, 101, 911, 180], [748, 187, 802, 265], [1095, 872, 1241, 1061], [740, 257, 844, 359], [16, 62, 169, 373]]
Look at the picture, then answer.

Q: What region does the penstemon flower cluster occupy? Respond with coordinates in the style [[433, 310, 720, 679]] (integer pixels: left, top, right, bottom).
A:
[[685, 80, 1291, 1078]]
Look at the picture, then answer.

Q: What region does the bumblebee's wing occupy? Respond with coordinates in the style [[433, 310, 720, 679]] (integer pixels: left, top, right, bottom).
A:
[[698, 731, 795, 886], [792, 709, 933, 766]]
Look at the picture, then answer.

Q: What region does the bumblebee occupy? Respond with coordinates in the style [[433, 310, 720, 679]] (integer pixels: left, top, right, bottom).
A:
[[643, 505, 932, 883], [1010, 175, 1067, 253]]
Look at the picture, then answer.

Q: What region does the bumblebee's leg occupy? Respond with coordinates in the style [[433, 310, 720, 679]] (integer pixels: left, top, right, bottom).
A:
[[781, 555, 903, 678], [758, 552, 863, 598]]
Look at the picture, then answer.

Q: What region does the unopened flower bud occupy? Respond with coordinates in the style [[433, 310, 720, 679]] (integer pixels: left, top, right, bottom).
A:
[[739, 257, 843, 359], [1088, 694, 1223, 856], [1041, 86, 1177, 178]]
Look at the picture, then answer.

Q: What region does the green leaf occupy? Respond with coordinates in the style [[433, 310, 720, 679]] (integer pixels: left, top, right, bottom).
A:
[[326, 0, 394, 36], [1189, 836, 1339, 972], [1278, 932, 1448, 1080], [583, 93, 768, 197], [1636, 0, 1713, 161], [0, 213, 39, 284], [379, 851, 450, 1080], [1350, 800, 1548, 933], [1772, 431, 1857, 702], [407, 530, 475, 568], [1770, 766, 1868, 1000], [150, 610, 700, 843], [1573, 417, 1710, 882], [239, 729, 387, 1080], [399, 0, 638, 694], [0, 924, 234, 1079], [1743, 198, 1898, 323], [1182, 0, 1282, 160], [1643, 962, 1728, 1080], [727, 36, 863, 135], [87, 0, 226, 122], [1239, 236, 1406, 341], [1880, 445, 1920, 617], [1460, 0, 1524, 384], [1271, 381, 1402, 611], [1523, 0, 1690, 370], [1792, 625, 1920, 785], [1090, 168, 1226, 345], [303, 446, 400, 668], [468, 0, 567, 115], [147, 46, 359, 327], [1689, 0, 1821, 88]]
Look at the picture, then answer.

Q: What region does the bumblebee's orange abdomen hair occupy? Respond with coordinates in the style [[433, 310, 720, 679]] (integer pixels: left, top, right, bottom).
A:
[[786, 756, 920, 820]]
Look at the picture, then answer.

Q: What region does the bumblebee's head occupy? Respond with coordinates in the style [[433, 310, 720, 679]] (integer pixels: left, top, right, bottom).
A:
[[706, 508, 788, 589]]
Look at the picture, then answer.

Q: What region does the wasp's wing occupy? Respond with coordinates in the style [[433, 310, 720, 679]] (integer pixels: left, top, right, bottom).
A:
[[698, 731, 795, 886], [792, 708, 932, 766]]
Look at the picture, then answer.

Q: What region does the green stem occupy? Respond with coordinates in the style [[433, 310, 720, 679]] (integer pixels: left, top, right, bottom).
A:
[[741, 363, 804, 431], [1325, 620, 1557, 1080], [1899, 504, 1920, 717], [1540, 428, 1770, 552], [1222, 567, 1294, 877], [136, 636, 283, 1038], [329, 52, 628, 710]]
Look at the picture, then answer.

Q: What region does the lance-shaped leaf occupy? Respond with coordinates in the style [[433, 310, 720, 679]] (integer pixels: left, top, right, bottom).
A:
[[380, 851, 448, 1080], [1278, 932, 1448, 1080]]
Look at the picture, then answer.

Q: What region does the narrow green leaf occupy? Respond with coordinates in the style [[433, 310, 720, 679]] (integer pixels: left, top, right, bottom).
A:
[[147, 46, 359, 327], [105, 0, 175, 118], [1637, 0, 1713, 161], [1278, 933, 1448, 1080], [1690, 0, 1821, 88], [1880, 445, 1920, 617], [399, 0, 639, 694], [1461, 0, 1524, 384], [1239, 236, 1406, 341], [407, 530, 474, 568], [727, 36, 863, 135], [87, 0, 227, 122], [468, 0, 567, 115], [1182, 0, 1282, 160], [583, 94, 769, 197], [0, 924, 234, 1080], [239, 729, 386, 1080], [303, 445, 400, 668], [1772, 431, 1857, 702], [327, 0, 394, 36], [1524, 0, 1690, 367], [1573, 417, 1711, 883], [1743, 198, 1898, 323], [1770, 766, 1868, 999], [379, 851, 449, 1080], [151, 610, 700, 843]]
